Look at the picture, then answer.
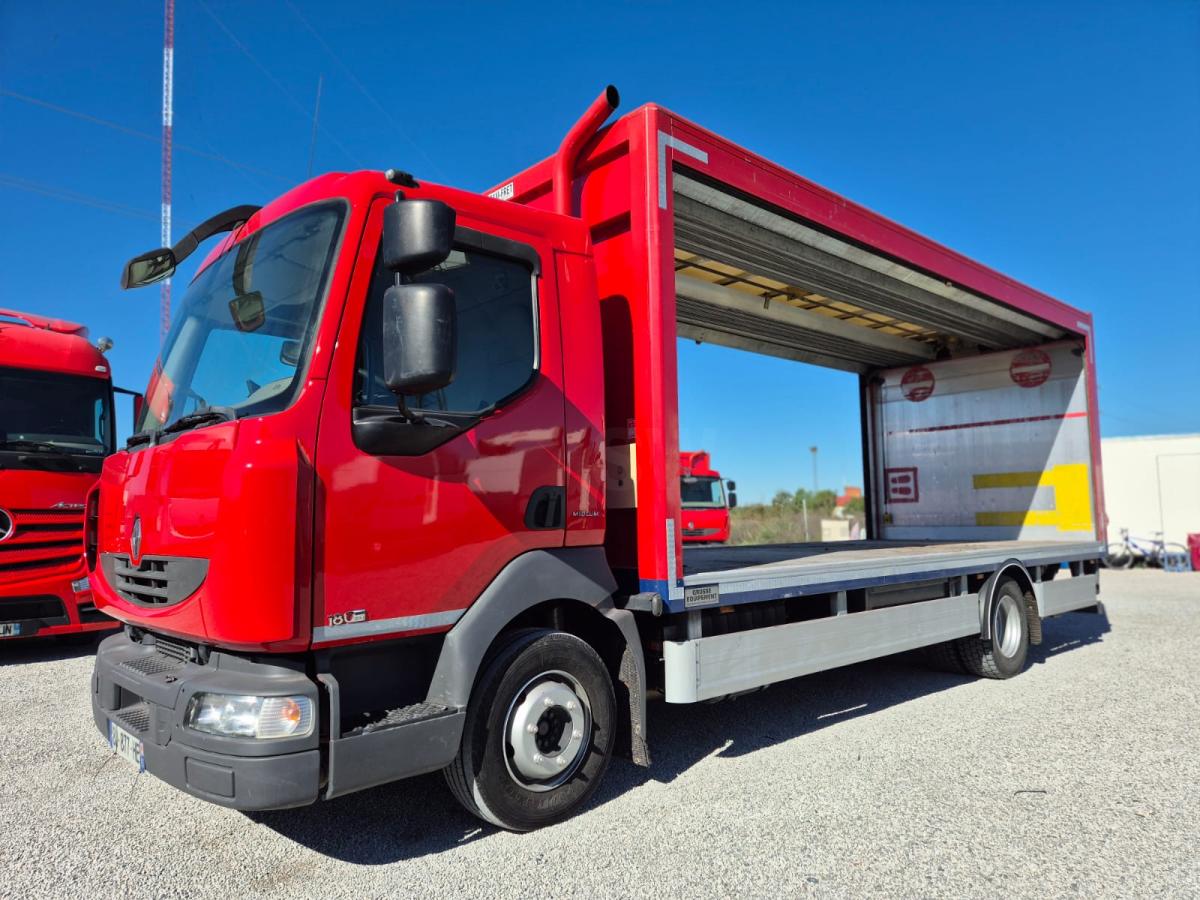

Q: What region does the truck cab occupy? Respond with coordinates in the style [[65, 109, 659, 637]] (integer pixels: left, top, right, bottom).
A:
[[0, 309, 120, 641], [680, 450, 734, 543]]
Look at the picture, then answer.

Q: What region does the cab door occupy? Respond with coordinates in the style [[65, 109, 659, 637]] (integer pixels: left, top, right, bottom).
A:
[[312, 198, 567, 645]]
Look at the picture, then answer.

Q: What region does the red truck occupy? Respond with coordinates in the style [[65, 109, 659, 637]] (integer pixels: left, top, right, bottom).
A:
[[90, 87, 1105, 830], [680, 451, 734, 543], [0, 309, 121, 641]]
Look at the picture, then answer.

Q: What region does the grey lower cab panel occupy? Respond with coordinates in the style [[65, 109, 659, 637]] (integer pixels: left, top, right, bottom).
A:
[[324, 710, 465, 800], [1038, 573, 1100, 617], [664, 593, 981, 703]]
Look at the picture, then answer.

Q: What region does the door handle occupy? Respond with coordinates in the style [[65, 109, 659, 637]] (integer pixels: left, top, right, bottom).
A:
[[525, 486, 565, 530]]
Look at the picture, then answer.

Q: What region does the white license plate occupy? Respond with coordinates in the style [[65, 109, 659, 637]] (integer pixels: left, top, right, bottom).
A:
[[0, 623, 20, 638], [109, 721, 145, 772]]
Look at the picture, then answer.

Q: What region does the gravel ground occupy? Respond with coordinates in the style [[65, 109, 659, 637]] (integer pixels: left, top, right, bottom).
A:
[[1, 569, 1197, 898]]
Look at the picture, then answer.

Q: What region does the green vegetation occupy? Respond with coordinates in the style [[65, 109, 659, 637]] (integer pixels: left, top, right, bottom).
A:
[[730, 488, 864, 545]]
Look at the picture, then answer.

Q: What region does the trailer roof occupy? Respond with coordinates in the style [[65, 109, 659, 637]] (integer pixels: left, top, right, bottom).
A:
[[656, 111, 1088, 372], [495, 102, 1094, 373]]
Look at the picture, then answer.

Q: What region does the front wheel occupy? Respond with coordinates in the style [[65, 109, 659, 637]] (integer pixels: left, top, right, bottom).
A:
[[444, 629, 616, 831]]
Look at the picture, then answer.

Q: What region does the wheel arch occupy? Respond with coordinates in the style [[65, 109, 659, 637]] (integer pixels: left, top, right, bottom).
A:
[[425, 548, 649, 766], [980, 559, 1040, 645]]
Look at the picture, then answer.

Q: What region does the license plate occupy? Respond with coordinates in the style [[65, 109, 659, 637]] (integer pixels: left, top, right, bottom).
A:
[[0, 623, 20, 638], [109, 721, 145, 772]]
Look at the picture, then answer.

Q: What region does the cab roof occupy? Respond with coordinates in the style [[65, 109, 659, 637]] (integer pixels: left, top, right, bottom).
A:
[[0, 308, 109, 379]]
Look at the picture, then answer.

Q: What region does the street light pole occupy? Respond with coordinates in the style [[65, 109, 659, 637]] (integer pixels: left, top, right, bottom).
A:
[[810, 445, 818, 491]]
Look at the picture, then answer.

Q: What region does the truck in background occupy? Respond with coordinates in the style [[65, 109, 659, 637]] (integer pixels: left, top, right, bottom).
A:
[[88, 86, 1106, 830], [0, 309, 123, 642], [680, 450, 735, 544]]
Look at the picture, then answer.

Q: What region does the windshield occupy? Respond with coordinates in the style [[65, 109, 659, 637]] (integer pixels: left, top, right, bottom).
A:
[[681, 475, 726, 509], [136, 202, 345, 434], [0, 366, 112, 466]]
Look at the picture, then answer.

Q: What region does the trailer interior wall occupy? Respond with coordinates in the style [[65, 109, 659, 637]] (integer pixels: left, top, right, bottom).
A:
[[670, 173, 1099, 539]]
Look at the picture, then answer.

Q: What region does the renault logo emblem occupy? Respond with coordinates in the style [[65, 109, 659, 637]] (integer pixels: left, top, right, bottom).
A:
[[130, 516, 143, 565], [0, 509, 13, 543]]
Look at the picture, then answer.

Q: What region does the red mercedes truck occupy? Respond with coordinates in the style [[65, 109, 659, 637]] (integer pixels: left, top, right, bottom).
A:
[[89, 87, 1105, 830], [680, 451, 734, 544], [0, 309, 122, 641]]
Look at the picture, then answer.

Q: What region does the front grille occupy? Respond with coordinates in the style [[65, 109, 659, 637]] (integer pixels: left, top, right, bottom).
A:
[[112, 557, 170, 604], [0, 595, 67, 623], [0, 508, 84, 584], [154, 634, 194, 663], [100, 553, 208, 608]]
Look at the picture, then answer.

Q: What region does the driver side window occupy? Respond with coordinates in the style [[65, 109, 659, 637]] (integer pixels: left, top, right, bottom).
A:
[[355, 239, 538, 413]]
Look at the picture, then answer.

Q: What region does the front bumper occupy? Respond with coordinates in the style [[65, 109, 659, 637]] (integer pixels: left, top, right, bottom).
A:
[[90, 630, 320, 810], [1, 569, 118, 640]]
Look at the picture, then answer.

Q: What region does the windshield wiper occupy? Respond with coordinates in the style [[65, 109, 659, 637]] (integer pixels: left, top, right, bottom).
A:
[[160, 406, 237, 437], [125, 407, 236, 449], [1, 439, 83, 457], [0, 439, 88, 471], [402, 403, 498, 428]]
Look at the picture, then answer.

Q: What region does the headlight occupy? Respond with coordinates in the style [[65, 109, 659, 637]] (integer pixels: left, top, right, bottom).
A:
[[184, 692, 314, 739]]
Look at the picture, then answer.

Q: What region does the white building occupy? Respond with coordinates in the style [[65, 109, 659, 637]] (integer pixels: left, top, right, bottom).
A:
[[1101, 433, 1200, 547]]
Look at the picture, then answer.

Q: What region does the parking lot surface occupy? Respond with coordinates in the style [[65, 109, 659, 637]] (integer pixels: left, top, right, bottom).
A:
[[1, 569, 1197, 898]]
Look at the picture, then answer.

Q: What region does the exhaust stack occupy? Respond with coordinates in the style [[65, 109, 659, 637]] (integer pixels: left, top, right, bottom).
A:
[[554, 85, 620, 216]]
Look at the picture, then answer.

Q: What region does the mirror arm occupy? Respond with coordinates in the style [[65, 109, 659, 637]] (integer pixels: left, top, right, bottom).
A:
[[170, 204, 262, 267], [395, 393, 425, 425]]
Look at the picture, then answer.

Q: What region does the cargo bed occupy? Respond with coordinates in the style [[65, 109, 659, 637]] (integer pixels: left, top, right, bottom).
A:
[[682, 539, 1102, 604]]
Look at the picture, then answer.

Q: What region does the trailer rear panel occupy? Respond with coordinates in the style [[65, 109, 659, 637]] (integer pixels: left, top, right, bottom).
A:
[[872, 340, 1097, 543]]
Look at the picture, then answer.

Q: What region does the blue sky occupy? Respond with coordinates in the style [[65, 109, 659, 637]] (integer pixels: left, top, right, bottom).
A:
[[2, 1, 1196, 503]]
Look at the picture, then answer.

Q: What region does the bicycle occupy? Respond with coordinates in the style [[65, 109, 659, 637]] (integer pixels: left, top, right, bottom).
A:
[[1105, 528, 1192, 571]]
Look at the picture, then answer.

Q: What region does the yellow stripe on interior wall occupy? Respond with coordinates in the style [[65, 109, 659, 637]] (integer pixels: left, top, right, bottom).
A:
[[972, 463, 1093, 532]]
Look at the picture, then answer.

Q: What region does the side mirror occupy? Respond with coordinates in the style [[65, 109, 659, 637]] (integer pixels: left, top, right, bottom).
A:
[[121, 247, 177, 289], [382, 199, 456, 275], [383, 283, 457, 398], [726, 480, 736, 492], [113, 386, 146, 437], [727, 491, 738, 509]]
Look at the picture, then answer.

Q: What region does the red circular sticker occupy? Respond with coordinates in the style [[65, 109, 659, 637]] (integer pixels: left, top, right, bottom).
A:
[[901, 366, 936, 402], [1010, 349, 1052, 388]]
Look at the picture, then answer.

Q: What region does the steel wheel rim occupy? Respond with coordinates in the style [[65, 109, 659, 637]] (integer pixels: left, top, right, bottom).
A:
[[504, 669, 592, 792], [995, 592, 1024, 658]]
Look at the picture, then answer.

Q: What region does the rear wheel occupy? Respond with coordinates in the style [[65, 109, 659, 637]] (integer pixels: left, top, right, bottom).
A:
[[444, 629, 616, 831], [922, 639, 967, 674], [955, 580, 1030, 679], [1105, 544, 1134, 569]]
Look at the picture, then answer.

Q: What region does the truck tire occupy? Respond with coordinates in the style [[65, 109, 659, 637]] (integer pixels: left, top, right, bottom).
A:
[[955, 579, 1029, 679], [922, 640, 967, 674], [444, 629, 616, 831]]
